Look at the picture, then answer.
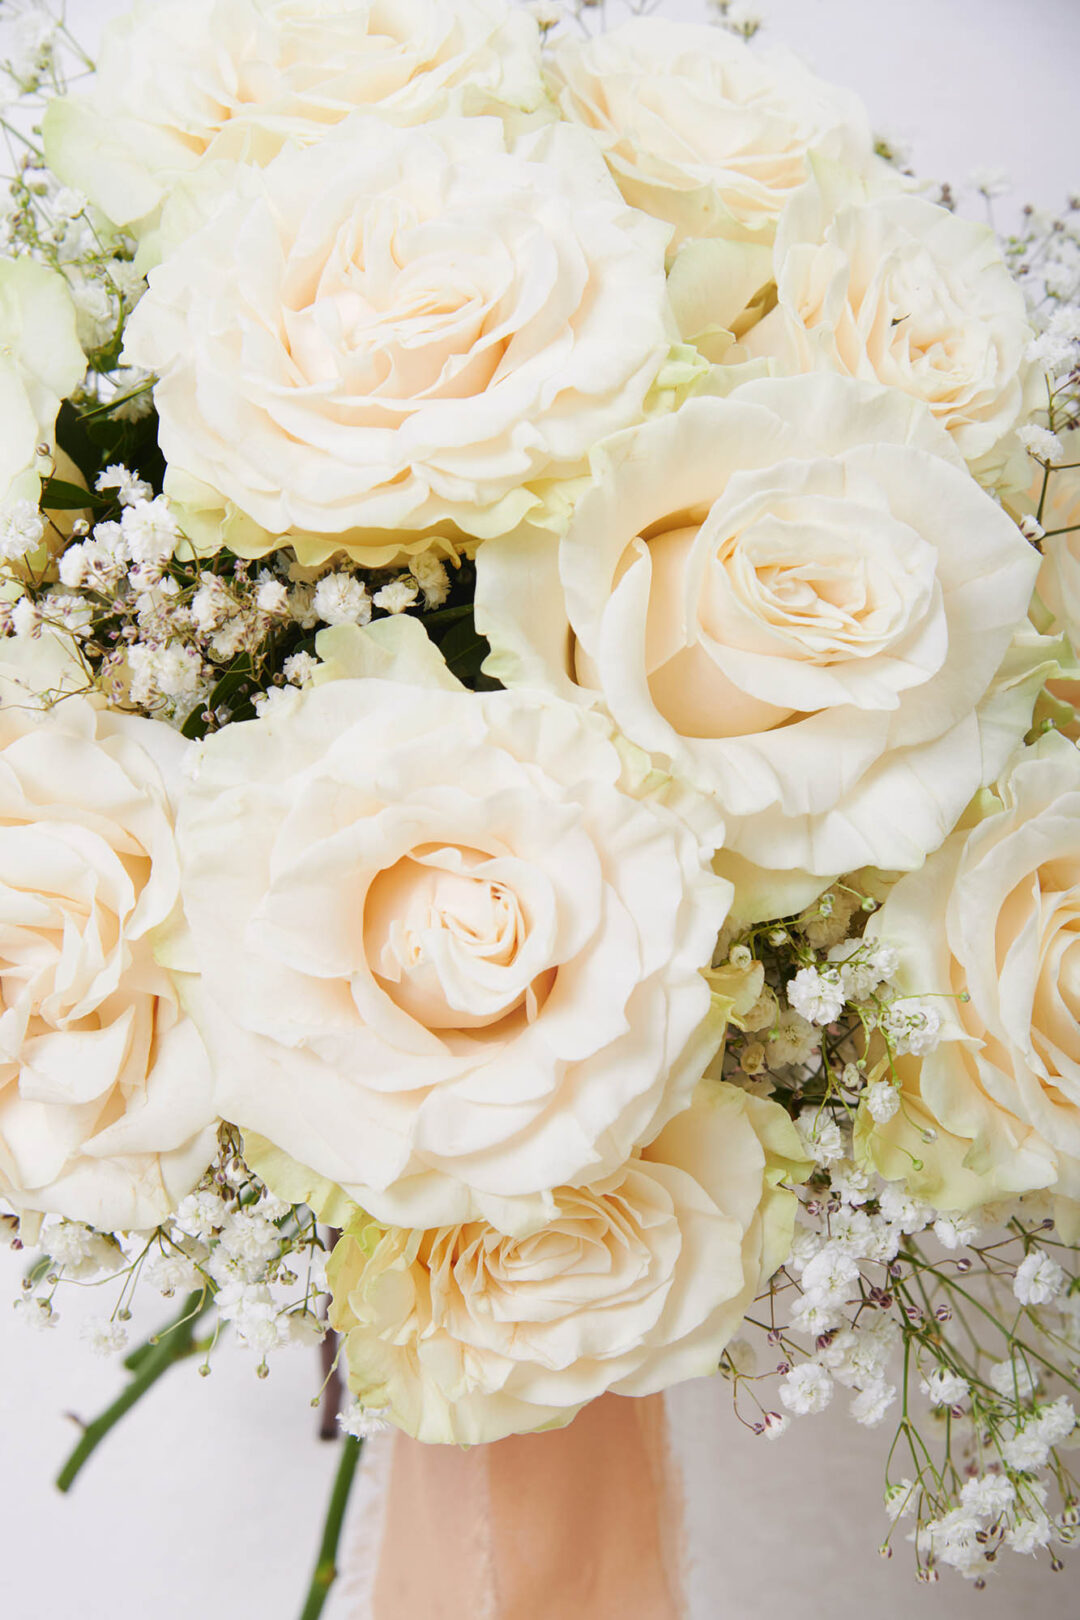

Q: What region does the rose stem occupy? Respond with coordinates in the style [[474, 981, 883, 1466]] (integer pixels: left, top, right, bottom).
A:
[[55, 1289, 211, 1493], [298, 1435, 364, 1620]]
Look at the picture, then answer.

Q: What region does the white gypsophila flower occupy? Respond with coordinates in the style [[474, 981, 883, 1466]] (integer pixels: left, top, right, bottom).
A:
[[989, 1358, 1039, 1402], [313, 573, 372, 628], [1018, 425, 1064, 464], [877, 1184, 932, 1234], [217, 1210, 281, 1280], [255, 576, 288, 616], [96, 464, 152, 506], [190, 576, 231, 632], [81, 1317, 130, 1356], [0, 499, 46, 562], [918, 1508, 985, 1576], [969, 167, 1011, 198], [829, 1162, 872, 1206], [1002, 1425, 1051, 1473], [921, 1367, 969, 1408], [127, 642, 205, 707], [42, 1221, 119, 1278], [932, 1214, 980, 1250], [800, 1245, 860, 1308], [373, 578, 419, 615], [827, 1208, 875, 1254], [850, 1380, 895, 1427], [795, 1110, 845, 1166], [868, 943, 899, 979], [13, 1297, 57, 1330], [121, 497, 180, 571], [410, 553, 450, 608], [960, 1474, 1015, 1518], [1013, 1250, 1067, 1306], [172, 1189, 229, 1241], [1033, 1396, 1077, 1447], [339, 1399, 391, 1441], [282, 650, 319, 687], [884, 1478, 917, 1522], [143, 1249, 204, 1295], [252, 686, 300, 719], [216, 1282, 291, 1353], [784, 1226, 822, 1277], [287, 584, 319, 630], [778, 1362, 834, 1415], [880, 998, 942, 1056], [787, 966, 845, 1026], [756, 1410, 787, 1439], [1006, 1515, 1055, 1555], [10, 596, 40, 638], [787, 1294, 843, 1338], [826, 940, 886, 1001], [52, 186, 87, 220], [864, 1080, 900, 1124], [767, 1010, 820, 1067], [41, 590, 94, 640]]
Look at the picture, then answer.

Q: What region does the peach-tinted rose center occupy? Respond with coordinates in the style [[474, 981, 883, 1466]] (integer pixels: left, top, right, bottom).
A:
[[363, 843, 544, 1031]]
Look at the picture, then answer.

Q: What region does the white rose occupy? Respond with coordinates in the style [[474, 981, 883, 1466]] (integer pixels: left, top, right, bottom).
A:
[[122, 115, 672, 565], [327, 1079, 806, 1442], [0, 635, 217, 1231], [744, 166, 1039, 485], [546, 18, 873, 257], [44, 0, 546, 238], [174, 619, 731, 1231], [857, 733, 1080, 1211], [0, 257, 84, 515], [476, 374, 1044, 915]]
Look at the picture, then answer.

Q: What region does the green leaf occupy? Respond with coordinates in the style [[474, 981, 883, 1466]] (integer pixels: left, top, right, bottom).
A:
[[180, 653, 256, 740], [40, 477, 101, 511]]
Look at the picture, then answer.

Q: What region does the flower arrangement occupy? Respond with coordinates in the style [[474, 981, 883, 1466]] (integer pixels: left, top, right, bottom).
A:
[[1, 0, 1079, 1609]]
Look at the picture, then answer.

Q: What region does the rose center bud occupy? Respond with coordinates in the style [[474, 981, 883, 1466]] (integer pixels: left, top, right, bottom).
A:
[[363, 843, 550, 1031]]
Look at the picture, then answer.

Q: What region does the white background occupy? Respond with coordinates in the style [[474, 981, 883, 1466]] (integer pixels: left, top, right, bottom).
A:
[[2, 1, 1080, 1616]]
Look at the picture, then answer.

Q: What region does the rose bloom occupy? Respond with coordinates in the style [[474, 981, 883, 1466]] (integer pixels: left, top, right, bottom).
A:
[[546, 18, 872, 257], [0, 258, 84, 514], [857, 733, 1080, 1212], [476, 374, 1042, 916], [1036, 460, 1080, 652], [44, 0, 545, 240], [0, 636, 216, 1231], [122, 115, 672, 565], [174, 621, 730, 1231], [744, 168, 1039, 485], [328, 1079, 806, 1442]]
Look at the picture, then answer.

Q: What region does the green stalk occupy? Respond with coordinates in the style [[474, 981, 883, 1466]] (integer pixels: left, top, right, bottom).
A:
[[298, 1436, 364, 1620], [56, 1290, 210, 1493]]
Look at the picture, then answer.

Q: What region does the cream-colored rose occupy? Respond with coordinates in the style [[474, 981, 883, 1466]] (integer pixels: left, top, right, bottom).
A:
[[327, 1079, 806, 1442], [44, 0, 545, 239], [857, 733, 1080, 1211], [174, 620, 731, 1231], [0, 634, 217, 1231], [1036, 462, 1080, 652], [122, 115, 672, 565], [744, 167, 1039, 485], [476, 374, 1044, 913], [546, 19, 872, 258], [0, 257, 84, 515]]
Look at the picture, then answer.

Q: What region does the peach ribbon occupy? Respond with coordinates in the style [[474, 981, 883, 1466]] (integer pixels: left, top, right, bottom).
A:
[[351, 1394, 685, 1620]]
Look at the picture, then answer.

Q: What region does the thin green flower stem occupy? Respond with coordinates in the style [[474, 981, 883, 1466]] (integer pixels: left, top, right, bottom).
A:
[[56, 1289, 211, 1492], [905, 1254, 1080, 1396], [298, 1436, 364, 1620]]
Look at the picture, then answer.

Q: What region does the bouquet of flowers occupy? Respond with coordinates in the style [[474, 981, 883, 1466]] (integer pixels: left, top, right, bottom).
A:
[[2, 0, 1080, 1609]]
